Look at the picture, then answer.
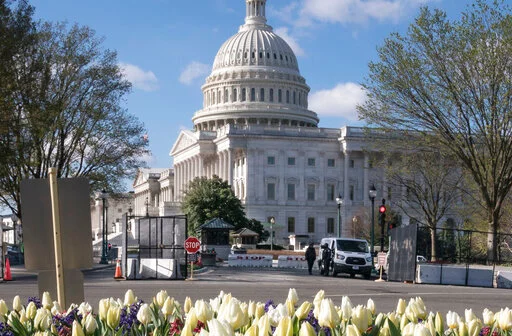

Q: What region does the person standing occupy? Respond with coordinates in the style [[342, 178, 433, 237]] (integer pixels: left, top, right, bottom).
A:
[[305, 242, 316, 275], [321, 243, 332, 276]]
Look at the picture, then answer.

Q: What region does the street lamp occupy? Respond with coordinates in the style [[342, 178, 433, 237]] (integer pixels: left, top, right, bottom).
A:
[[335, 194, 343, 237], [368, 185, 377, 269], [98, 189, 108, 265], [269, 217, 275, 251], [145, 197, 149, 217], [127, 203, 133, 232]]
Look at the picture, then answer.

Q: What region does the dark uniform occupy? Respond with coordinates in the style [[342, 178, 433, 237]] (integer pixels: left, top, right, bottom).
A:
[[305, 243, 316, 275], [321, 243, 332, 276]]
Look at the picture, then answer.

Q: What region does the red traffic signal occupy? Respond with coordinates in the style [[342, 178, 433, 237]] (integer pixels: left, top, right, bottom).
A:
[[379, 205, 386, 213]]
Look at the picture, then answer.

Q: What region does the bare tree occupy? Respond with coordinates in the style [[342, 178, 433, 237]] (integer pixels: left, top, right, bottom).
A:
[[1, 17, 148, 218], [358, 0, 512, 261]]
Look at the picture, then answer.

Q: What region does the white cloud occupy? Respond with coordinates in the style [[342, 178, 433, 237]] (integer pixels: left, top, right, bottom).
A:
[[299, 0, 438, 25], [119, 63, 159, 92], [309, 82, 367, 121], [274, 27, 305, 57], [179, 62, 211, 85]]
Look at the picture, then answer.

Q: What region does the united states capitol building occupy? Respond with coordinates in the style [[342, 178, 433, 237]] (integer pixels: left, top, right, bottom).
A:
[[131, 0, 408, 247]]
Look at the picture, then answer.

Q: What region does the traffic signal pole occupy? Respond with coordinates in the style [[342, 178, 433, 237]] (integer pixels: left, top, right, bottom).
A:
[[379, 199, 386, 252]]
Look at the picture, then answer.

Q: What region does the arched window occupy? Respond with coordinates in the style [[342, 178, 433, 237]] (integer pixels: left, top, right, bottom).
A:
[[278, 89, 282, 103], [286, 90, 290, 103], [270, 89, 274, 102], [298, 92, 301, 106], [260, 88, 265, 102], [212, 91, 216, 104], [233, 88, 237, 102], [225, 89, 228, 103], [293, 91, 296, 104], [250, 88, 255, 101], [242, 88, 246, 101]]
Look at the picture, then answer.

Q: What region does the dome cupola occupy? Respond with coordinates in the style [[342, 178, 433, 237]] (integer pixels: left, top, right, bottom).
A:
[[193, 0, 319, 131]]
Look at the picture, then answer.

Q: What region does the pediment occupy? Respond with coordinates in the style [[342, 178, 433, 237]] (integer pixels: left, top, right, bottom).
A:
[[170, 130, 198, 155]]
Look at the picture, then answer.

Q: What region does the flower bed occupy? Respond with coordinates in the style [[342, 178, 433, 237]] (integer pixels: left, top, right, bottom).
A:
[[0, 288, 511, 335]]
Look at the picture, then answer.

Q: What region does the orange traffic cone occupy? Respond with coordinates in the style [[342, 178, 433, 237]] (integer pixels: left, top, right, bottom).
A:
[[4, 258, 12, 281], [114, 259, 124, 280]]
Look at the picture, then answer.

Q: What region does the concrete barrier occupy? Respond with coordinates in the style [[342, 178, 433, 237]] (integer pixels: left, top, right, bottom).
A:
[[126, 258, 181, 279], [277, 255, 308, 268], [496, 271, 512, 289], [417, 264, 493, 287], [227, 254, 272, 267]]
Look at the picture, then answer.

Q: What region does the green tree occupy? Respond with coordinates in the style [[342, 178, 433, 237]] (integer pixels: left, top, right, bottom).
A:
[[246, 218, 266, 243], [0, 16, 148, 218], [182, 175, 248, 235], [358, 0, 512, 261]]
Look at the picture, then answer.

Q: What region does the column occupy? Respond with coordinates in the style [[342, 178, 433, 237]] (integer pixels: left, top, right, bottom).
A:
[[344, 150, 350, 203], [364, 153, 369, 206], [227, 149, 233, 185]]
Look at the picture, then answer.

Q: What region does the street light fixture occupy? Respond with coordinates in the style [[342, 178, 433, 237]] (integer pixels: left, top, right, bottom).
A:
[[335, 194, 343, 237], [368, 184, 377, 269], [145, 197, 149, 217], [127, 203, 133, 232], [98, 189, 108, 265], [269, 217, 275, 251]]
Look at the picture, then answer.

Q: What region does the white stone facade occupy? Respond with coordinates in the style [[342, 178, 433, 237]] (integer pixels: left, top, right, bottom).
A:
[[132, 0, 424, 246]]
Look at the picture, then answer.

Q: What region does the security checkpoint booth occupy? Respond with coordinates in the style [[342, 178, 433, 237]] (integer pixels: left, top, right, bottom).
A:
[[122, 214, 189, 279]]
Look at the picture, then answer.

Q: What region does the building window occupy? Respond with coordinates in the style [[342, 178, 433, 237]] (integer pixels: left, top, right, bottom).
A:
[[327, 159, 335, 167], [270, 89, 274, 102], [260, 88, 265, 102], [224, 89, 228, 103], [293, 91, 296, 104], [233, 88, 237, 102], [278, 89, 282, 103], [349, 185, 354, 201], [288, 157, 295, 165], [287, 183, 295, 200], [212, 91, 216, 104], [307, 184, 315, 201], [251, 88, 255, 101], [308, 158, 316, 166], [267, 183, 275, 200], [287, 217, 295, 233], [327, 184, 335, 201], [286, 90, 290, 103], [267, 156, 275, 165], [349, 159, 354, 168], [242, 88, 246, 101], [307, 217, 315, 233], [327, 218, 335, 234]]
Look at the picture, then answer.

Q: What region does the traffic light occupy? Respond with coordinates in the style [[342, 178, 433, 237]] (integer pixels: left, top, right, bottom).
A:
[[379, 199, 386, 227]]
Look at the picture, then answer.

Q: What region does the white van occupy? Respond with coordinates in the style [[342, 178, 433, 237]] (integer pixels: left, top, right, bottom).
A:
[[318, 237, 373, 279]]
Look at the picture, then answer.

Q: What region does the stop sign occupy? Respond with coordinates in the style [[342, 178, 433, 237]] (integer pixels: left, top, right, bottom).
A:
[[184, 237, 201, 253]]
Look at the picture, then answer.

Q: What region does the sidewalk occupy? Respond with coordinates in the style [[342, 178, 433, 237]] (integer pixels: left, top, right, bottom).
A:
[[9, 262, 115, 277]]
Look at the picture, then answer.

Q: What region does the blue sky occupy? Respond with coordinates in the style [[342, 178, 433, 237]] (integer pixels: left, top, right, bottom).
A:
[[30, 0, 472, 171]]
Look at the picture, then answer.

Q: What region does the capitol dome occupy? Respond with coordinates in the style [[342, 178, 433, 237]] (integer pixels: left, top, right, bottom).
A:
[[193, 0, 319, 131]]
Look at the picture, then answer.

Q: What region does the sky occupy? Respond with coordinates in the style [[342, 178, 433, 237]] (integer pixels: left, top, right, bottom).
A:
[[29, 0, 473, 173]]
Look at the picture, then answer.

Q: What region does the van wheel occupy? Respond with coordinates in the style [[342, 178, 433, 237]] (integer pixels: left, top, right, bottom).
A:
[[350, 273, 355, 278], [363, 272, 372, 280], [332, 271, 338, 277]]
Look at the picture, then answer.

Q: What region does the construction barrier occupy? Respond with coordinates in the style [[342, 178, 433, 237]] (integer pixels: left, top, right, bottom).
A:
[[227, 254, 272, 267], [126, 258, 182, 280], [496, 271, 512, 289], [277, 255, 308, 268]]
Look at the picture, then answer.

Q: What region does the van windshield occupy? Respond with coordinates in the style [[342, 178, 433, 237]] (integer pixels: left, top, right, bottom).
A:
[[337, 240, 368, 253]]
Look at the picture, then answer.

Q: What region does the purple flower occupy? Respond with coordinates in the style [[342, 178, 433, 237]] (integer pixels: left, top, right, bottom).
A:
[[27, 297, 42, 309], [119, 299, 144, 333], [264, 300, 275, 312], [0, 322, 14, 336]]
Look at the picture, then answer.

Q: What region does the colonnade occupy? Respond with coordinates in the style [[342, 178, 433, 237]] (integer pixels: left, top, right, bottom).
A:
[[173, 149, 235, 201]]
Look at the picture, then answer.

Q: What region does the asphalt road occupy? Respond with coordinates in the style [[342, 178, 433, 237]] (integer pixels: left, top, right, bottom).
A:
[[3, 264, 511, 318]]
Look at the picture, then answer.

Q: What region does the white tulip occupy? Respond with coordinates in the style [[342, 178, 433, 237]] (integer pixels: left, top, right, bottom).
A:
[[287, 288, 299, 306], [124, 289, 137, 306], [137, 303, 152, 325], [446, 311, 461, 330], [41, 292, 52, 310], [12, 296, 22, 312], [482, 308, 494, 326], [413, 323, 432, 336]]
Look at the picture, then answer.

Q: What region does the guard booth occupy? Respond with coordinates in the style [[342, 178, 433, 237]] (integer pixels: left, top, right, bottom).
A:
[[197, 218, 234, 260], [122, 214, 188, 279]]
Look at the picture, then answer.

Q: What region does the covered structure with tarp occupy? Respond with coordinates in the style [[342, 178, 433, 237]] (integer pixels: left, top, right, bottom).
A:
[[197, 218, 235, 260]]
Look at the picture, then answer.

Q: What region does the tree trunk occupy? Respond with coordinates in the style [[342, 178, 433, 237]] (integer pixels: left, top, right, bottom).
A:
[[487, 211, 499, 264], [430, 228, 437, 262]]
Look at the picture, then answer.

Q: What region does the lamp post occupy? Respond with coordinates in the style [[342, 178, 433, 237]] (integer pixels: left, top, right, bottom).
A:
[[98, 190, 108, 265], [145, 197, 149, 217], [269, 217, 275, 251], [368, 184, 377, 269], [127, 203, 133, 233], [335, 194, 343, 237]]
